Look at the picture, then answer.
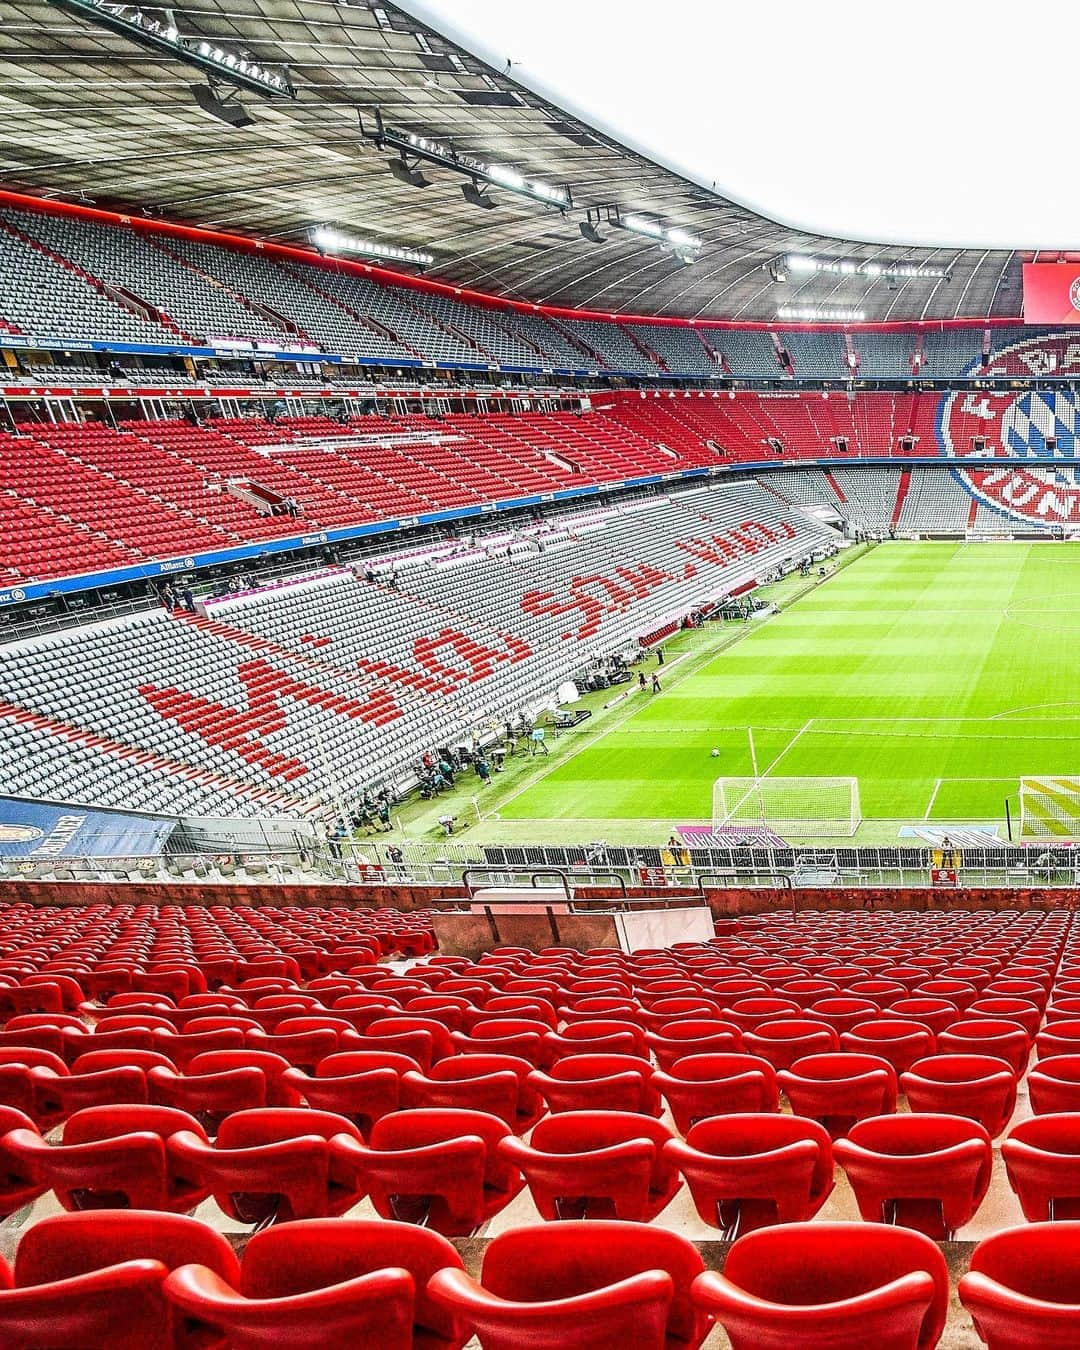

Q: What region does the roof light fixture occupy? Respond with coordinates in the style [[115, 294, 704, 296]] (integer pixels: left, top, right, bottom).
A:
[[777, 305, 867, 322], [786, 253, 949, 281], [44, 0, 294, 99], [360, 109, 570, 211], [311, 226, 432, 267]]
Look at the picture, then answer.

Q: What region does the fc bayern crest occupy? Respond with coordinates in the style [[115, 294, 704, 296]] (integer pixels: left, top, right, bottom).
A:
[[939, 332, 1080, 525]]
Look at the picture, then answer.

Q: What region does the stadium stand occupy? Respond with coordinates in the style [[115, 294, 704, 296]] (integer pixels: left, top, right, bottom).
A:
[[781, 330, 851, 379], [0, 483, 833, 815], [0, 902, 1071, 1346], [852, 331, 917, 379]]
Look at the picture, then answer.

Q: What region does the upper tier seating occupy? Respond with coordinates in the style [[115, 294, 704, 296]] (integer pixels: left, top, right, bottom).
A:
[[4, 209, 293, 347]]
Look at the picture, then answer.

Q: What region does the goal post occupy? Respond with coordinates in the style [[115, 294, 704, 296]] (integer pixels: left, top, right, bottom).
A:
[[1018, 777, 1080, 837], [713, 776, 862, 838]]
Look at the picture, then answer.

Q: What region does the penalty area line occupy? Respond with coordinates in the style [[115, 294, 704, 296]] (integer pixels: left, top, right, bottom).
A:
[[924, 779, 943, 820]]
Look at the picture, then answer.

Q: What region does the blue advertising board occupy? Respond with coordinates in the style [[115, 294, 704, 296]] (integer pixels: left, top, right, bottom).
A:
[[0, 798, 174, 858]]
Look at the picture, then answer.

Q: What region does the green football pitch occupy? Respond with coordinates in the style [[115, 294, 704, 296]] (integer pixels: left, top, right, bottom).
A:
[[497, 541, 1080, 843]]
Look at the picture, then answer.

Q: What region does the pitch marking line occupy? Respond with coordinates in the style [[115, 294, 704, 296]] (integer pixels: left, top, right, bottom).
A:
[[924, 779, 943, 820], [758, 718, 815, 780]]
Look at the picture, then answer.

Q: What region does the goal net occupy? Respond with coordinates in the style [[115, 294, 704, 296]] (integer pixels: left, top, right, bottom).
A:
[[1019, 777, 1080, 837], [713, 776, 861, 838]]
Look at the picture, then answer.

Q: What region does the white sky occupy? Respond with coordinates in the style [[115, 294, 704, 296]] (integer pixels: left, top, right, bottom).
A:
[[399, 0, 1080, 250]]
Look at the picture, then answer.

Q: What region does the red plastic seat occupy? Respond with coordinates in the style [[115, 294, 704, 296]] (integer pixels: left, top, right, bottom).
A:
[[654, 1053, 779, 1133], [334, 1107, 523, 1235], [1034, 1018, 1080, 1060], [4, 1104, 210, 1212], [693, 1221, 948, 1350], [163, 1217, 468, 1349], [0, 1106, 48, 1215], [1002, 1113, 1080, 1221], [885, 999, 960, 1037], [168, 1106, 364, 1225], [833, 1112, 992, 1238], [841, 1020, 935, 1074], [899, 1054, 1017, 1136], [645, 1019, 742, 1070], [0, 1209, 238, 1350], [529, 1053, 660, 1116], [501, 1109, 679, 1221], [30, 1062, 147, 1127], [959, 1222, 1080, 1349], [664, 1113, 833, 1236], [937, 1018, 1030, 1073], [778, 1052, 898, 1137], [187, 1049, 300, 1106], [722, 998, 801, 1033], [967, 997, 1041, 1039], [281, 1050, 416, 1136], [427, 1220, 709, 1350], [402, 1053, 543, 1132], [1028, 1054, 1080, 1115], [452, 1019, 546, 1065], [245, 1027, 340, 1069], [147, 1062, 267, 1132], [741, 1019, 840, 1072], [542, 1020, 648, 1061], [806, 997, 880, 1036]]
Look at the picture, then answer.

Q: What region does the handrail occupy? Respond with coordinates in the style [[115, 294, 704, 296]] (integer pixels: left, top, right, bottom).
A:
[[697, 869, 792, 895], [461, 865, 572, 902]]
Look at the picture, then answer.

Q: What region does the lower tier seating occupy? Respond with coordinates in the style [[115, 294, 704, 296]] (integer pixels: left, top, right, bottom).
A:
[[0, 902, 1075, 1347]]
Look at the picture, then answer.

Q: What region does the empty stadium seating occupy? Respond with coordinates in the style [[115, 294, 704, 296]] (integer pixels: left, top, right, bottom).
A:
[[0, 901, 1075, 1345], [0, 483, 833, 814]]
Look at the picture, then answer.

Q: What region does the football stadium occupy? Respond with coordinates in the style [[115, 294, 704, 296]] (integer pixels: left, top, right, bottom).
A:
[[5, 0, 1080, 1343]]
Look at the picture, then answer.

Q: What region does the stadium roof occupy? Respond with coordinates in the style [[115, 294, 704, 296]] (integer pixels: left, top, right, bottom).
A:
[[0, 0, 1026, 322]]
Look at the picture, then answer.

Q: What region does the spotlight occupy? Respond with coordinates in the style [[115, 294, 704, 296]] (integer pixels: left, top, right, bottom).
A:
[[191, 83, 254, 128], [387, 155, 431, 189], [580, 219, 605, 245], [461, 180, 496, 210]]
